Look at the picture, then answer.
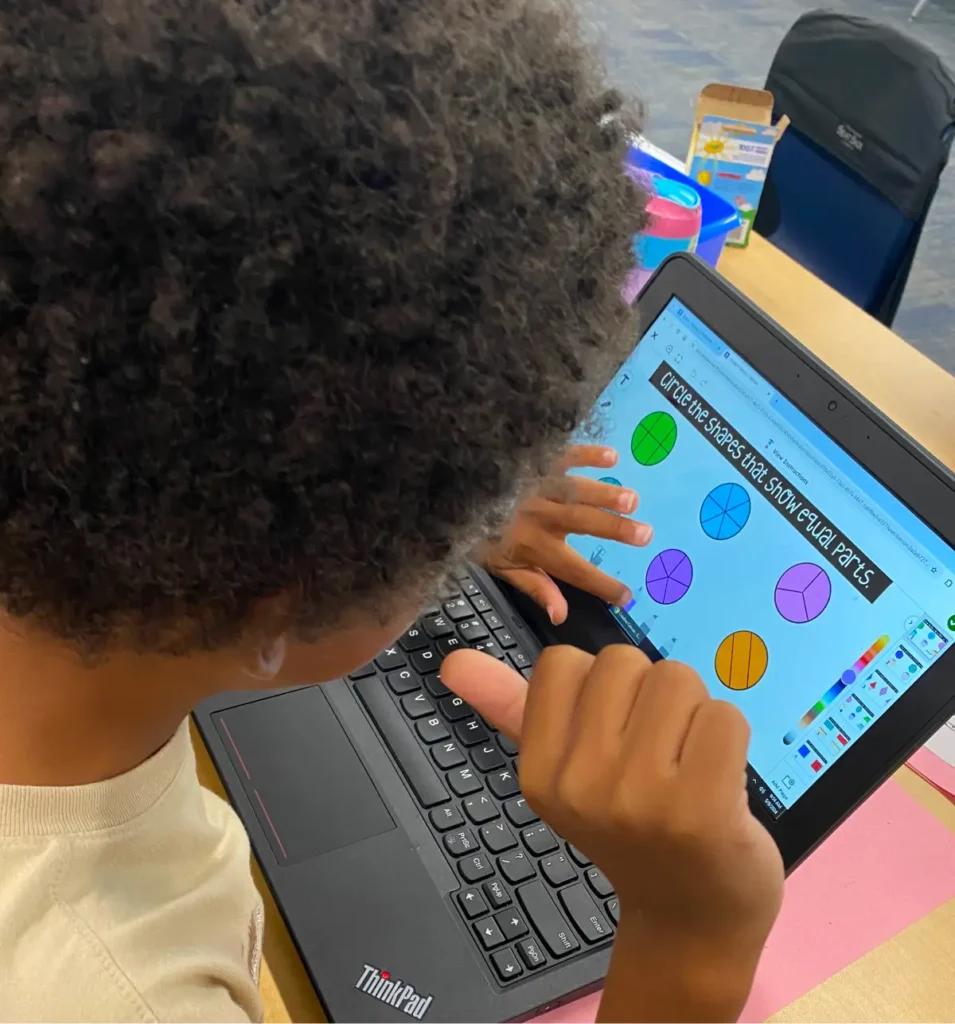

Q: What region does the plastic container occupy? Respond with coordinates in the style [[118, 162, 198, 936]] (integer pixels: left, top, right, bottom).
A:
[[632, 174, 702, 273], [622, 144, 742, 302]]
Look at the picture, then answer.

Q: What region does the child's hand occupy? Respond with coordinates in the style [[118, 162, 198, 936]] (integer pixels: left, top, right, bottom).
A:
[[442, 646, 784, 1022], [477, 445, 652, 624]]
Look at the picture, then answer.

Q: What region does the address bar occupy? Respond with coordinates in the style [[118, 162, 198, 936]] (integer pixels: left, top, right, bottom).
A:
[[690, 342, 934, 572]]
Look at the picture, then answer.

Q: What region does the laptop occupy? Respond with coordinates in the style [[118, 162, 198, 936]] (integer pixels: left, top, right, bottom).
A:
[[194, 253, 955, 1022]]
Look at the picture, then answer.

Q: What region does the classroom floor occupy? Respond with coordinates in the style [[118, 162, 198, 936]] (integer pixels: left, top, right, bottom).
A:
[[580, 0, 955, 374]]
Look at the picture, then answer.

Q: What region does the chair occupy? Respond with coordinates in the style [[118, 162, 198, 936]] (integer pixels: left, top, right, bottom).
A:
[[754, 10, 955, 326]]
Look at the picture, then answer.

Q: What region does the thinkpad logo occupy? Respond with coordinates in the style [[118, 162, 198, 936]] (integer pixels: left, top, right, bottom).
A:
[[356, 964, 433, 1019]]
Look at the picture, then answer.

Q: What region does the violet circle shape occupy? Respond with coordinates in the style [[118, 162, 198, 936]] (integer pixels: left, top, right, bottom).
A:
[[774, 563, 831, 624], [645, 548, 693, 605]]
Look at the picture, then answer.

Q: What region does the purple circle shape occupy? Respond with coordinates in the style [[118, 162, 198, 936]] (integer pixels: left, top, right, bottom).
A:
[[774, 563, 832, 624], [645, 548, 693, 605]]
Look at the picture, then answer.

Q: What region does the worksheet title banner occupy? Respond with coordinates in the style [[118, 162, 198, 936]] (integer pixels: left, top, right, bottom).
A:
[[650, 362, 891, 601]]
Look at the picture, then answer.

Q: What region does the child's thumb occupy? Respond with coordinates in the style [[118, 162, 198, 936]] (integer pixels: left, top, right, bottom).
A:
[[441, 649, 527, 742]]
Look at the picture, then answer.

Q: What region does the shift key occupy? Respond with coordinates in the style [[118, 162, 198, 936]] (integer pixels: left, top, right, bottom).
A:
[[517, 881, 580, 958]]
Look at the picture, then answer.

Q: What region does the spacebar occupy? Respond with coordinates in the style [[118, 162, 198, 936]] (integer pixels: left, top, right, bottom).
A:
[[354, 678, 449, 808]]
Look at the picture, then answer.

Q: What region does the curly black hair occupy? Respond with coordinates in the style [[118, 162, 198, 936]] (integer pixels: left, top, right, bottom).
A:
[[0, 0, 647, 653]]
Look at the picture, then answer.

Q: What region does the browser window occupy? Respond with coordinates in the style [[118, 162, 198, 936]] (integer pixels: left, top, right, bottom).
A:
[[569, 298, 955, 817]]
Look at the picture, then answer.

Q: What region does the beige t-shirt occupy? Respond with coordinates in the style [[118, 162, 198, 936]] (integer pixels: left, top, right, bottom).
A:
[[0, 722, 264, 1023]]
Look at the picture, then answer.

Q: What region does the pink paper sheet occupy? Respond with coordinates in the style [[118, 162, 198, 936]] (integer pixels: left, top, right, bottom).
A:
[[530, 778, 955, 1024], [908, 746, 955, 801]]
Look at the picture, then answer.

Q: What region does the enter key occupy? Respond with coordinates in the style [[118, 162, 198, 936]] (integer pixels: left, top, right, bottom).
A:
[[558, 883, 614, 944]]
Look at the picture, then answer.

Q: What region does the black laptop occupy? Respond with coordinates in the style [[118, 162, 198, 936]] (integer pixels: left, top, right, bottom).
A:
[[195, 253, 955, 1022]]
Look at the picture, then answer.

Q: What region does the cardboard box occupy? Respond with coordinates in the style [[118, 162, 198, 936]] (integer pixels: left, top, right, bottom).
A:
[[686, 84, 788, 248]]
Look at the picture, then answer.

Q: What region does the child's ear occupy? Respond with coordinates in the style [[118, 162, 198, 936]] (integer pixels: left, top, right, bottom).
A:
[[243, 635, 287, 681]]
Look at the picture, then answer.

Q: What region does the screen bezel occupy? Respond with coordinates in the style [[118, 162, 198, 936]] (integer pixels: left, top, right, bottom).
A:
[[566, 253, 955, 872]]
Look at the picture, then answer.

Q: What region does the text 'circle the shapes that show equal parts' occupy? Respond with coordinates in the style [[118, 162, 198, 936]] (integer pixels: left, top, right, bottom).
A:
[[631, 411, 677, 467], [715, 631, 768, 691]]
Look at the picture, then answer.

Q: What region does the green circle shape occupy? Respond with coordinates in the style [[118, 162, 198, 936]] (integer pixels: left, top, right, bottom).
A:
[[631, 411, 677, 466]]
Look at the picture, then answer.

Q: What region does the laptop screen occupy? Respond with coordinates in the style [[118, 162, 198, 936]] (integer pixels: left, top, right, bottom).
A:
[[568, 297, 955, 819]]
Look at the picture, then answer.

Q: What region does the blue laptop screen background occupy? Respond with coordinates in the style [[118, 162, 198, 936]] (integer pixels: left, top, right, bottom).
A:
[[568, 297, 955, 817]]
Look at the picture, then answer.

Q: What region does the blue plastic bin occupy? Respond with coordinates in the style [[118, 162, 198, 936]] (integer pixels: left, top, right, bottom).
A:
[[625, 145, 742, 271]]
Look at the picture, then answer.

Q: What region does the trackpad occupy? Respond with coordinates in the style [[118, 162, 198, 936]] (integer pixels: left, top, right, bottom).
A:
[[215, 687, 395, 866]]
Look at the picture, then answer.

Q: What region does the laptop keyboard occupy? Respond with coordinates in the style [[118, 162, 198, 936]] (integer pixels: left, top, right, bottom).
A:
[[350, 571, 617, 985]]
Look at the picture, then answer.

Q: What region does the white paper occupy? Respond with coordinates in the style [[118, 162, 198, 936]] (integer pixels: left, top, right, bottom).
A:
[[925, 716, 955, 767]]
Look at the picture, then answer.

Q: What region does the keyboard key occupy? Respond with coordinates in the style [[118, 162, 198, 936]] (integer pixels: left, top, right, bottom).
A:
[[444, 598, 474, 622], [567, 844, 592, 867], [460, 578, 482, 597], [471, 594, 493, 614], [437, 636, 465, 658], [447, 766, 483, 796], [400, 692, 435, 719], [457, 618, 490, 642], [494, 628, 517, 649], [488, 768, 520, 799], [386, 668, 420, 695], [482, 611, 504, 630], [471, 743, 505, 773], [521, 667, 534, 680], [375, 646, 407, 672], [463, 793, 499, 824], [416, 715, 449, 744], [540, 853, 578, 887], [438, 579, 462, 600], [585, 867, 615, 899], [522, 824, 558, 856], [517, 938, 547, 971], [348, 663, 376, 680], [495, 909, 529, 941], [490, 948, 524, 982], [411, 649, 439, 674], [455, 719, 489, 747], [474, 917, 506, 950], [432, 740, 466, 770], [504, 797, 538, 827], [354, 677, 449, 808], [457, 887, 488, 919], [443, 828, 480, 857], [422, 615, 454, 639], [483, 879, 511, 910], [498, 734, 519, 757], [423, 673, 451, 699], [470, 639, 505, 660], [605, 898, 620, 925], [498, 850, 536, 885], [439, 695, 473, 722], [431, 806, 464, 831], [459, 853, 494, 883], [399, 626, 430, 652], [508, 649, 532, 671], [559, 883, 613, 943], [481, 820, 517, 853], [517, 881, 580, 959]]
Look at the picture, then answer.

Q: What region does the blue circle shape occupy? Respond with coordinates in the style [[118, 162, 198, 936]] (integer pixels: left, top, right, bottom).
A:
[[700, 483, 751, 541]]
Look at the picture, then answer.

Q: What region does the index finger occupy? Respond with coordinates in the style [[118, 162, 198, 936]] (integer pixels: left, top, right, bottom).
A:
[[441, 649, 528, 740], [559, 445, 619, 471]]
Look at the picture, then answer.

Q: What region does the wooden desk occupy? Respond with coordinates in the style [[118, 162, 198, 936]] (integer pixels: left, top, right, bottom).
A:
[[197, 235, 955, 1023]]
